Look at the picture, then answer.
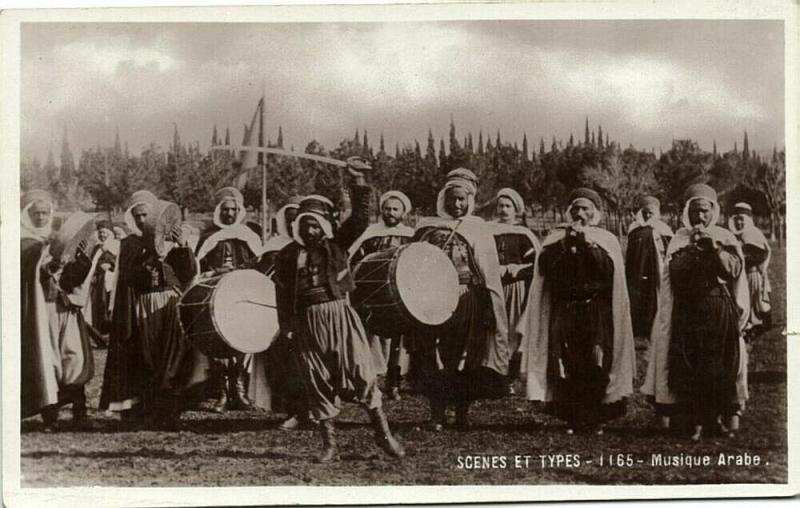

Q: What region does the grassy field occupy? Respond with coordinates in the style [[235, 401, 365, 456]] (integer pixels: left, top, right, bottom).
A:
[[20, 244, 787, 487]]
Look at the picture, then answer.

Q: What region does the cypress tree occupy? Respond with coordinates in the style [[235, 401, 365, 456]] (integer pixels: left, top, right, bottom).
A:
[[522, 133, 529, 162], [114, 127, 122, 155], [743, 131, 750, 161], [584, 117, 590, 145], [60, 125, 75, 185], [449, 115, 460, 154]]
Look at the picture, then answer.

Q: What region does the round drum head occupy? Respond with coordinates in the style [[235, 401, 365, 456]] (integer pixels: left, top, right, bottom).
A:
[[50, 211, 99, 264], [153, 200, 182, 257], [395, 242, 459, 326], [212, 269, 278, 353]]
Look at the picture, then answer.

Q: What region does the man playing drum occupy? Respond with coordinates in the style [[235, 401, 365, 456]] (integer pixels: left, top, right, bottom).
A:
[[349, 190, 415, 400], [412, 168, 511, 430], [194, 186, 264, 413], [272, 157, 405, 462], [643, 184, 750, 440], [517, 188, 635, 435], [625, 196, 673, 343], [21, 190, 95, 431], [100, 190, 204, 430], [492, 187, 540, 395]]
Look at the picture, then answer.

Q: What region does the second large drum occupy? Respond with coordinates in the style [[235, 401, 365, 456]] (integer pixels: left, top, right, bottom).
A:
[[351, 242, 459, 337], [179, 269, 278, 358]]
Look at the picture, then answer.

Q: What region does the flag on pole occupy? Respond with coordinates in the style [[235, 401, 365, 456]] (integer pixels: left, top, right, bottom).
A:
[[234, 97, 264, 189]]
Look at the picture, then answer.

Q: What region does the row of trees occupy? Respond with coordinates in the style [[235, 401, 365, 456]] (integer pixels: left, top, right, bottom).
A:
[[21, 119, 786, 238]]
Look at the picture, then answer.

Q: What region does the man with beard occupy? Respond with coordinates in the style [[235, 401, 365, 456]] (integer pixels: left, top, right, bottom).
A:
[[517, 188, 635, 435], [272, 157, 405, 462], [99, 190, 202, 429], [625, 196, 674, 342], [349, 190, 415, 400], [249, 199, 314, 430], [412, 168, 511, 430], [643, 184, 749, 440], [21, 190, 94, 430], [194, 187, 264, 413], [728, 202, 772, 342]]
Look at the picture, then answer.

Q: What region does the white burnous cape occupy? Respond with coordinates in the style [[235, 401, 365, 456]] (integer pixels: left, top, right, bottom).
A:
[[195, 196, 264, 263], [516, 226, 636, 404]]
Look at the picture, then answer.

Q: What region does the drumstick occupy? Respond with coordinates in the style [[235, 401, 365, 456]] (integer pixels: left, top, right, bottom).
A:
[[235, 300, 277, 309], [443, 219, 464, 247]]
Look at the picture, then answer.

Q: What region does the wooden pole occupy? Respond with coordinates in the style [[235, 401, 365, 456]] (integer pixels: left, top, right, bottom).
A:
[[258, 85, 268, 243]]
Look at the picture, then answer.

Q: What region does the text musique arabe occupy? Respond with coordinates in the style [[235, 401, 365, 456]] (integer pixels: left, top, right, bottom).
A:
[[455, 452, 764, 470]]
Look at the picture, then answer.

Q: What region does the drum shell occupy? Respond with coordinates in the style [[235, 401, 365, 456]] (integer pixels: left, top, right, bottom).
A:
[[351, 245, 421, 337], [179, 276, 237, 358]]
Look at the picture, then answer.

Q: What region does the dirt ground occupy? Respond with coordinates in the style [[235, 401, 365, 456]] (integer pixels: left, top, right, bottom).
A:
[[20, 245, 788, 487]]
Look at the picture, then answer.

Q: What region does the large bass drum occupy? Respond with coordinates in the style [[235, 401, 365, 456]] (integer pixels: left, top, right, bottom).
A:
[[351, 242, 459, 337], [179, 269, 278, 358]]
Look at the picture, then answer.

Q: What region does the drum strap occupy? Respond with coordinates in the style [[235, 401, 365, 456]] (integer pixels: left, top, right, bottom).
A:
[[443, 219, 464, 248]]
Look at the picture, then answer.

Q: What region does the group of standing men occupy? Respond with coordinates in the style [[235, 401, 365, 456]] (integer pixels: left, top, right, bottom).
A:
[[21, 156, 773, 462]]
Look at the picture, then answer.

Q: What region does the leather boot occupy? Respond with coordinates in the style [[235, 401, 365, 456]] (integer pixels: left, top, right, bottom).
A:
[[317, 420, 339, 463], [211, 373, 228, 414], [455, 402, 470, 430], [428, 398, 445, 431], [41, 405, 59, 432], [369, 407, 405, 459], [386, 366, 402, 401], [228, 368, 252, 410], [72, 389, 88, 422]]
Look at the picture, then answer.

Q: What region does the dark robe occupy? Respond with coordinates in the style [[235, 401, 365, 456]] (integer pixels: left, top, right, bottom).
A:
[[349, 234, 411, 267], [538, 235, 617, 426], [667, 243, 743, 424], [90, 247, 116, 334], [494, 231, 536, 287], [99, 235, 198, 410], [411, 227, 506, 403], [625, 226, 668, 337], [196, 231, 258, 273]]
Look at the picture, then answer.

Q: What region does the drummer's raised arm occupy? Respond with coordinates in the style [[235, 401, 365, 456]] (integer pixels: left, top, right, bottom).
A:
[[335, 175, 371, 251]]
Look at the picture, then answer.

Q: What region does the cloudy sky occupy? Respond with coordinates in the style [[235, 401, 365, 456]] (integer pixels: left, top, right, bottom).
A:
[[21, 20, 784, 162]]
